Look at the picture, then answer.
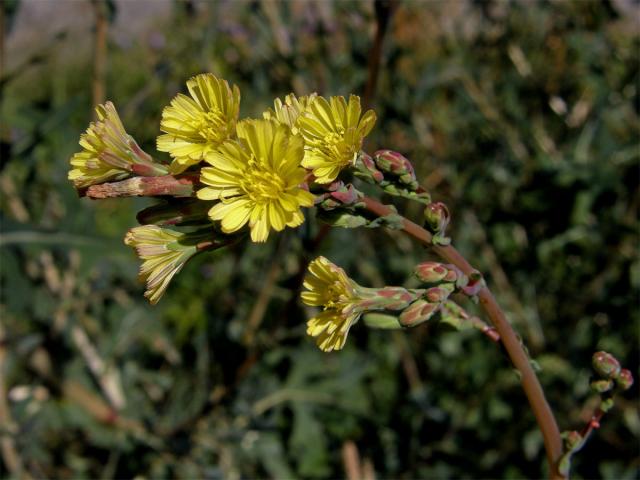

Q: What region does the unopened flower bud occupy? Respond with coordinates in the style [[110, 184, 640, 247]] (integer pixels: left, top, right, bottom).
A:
[[424, 202, 450, 234], [590, 378, 614, 393], [399, 299, 440, 327], [562, 430, 583, 450], [600, 397, 615, 412], [615, 369, 634, 391], [356, 152, 384, 183], [414, 262, 449, 283], [316, 182, 362, 211], [592, 351, 621, 379], [425, 287, 451, 303], [373, 150, 418, 188], [442, 264, 462, 283]]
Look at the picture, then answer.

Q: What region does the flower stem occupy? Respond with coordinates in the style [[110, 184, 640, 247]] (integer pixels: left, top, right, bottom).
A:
[[82, 174, 197, 199], [361, 196, 564, 479]]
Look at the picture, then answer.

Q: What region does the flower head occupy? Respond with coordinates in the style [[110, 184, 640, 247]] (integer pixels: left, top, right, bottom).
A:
[[197, 119, 315, 242], [124, 225, 198, 304], [298, 95, 376, 184], [69, 102, 167, 188], [301, 256, 362, 352], [157, 73, 241, 174], [263, 93, 318, 135]]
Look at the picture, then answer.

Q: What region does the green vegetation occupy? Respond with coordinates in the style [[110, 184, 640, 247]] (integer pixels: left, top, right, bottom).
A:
[[1, 1, 638, 478]]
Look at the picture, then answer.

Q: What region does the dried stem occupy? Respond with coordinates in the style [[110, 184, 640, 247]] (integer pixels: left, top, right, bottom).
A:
[[362, 0, 399, 110], [82, 174, 197, 199], [360, 196, 564, 479], [342, 441, 362, 480], [579, 406, 605, 439], [92, 0, 108, 113]]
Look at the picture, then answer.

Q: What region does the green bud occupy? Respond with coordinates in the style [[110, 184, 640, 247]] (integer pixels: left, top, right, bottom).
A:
[[363, 313, 403, 330], [414, 262, 449, 283], [615, 369, 634, 391], [373, 150, 418, 189], [590, 378, 614, 393], [600, 397, 615, 412], [358, 286, 419, 311], [424, 287, 450, 303], [399, 300, 440, 327], [562, 430, 583, 451], [424, 202, 450, 234], [355, 151, 384, 183], [592, 351, 621, 379]]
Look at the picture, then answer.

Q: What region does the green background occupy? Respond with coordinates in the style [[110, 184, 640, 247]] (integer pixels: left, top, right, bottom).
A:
[[1, 1, 638, 478]]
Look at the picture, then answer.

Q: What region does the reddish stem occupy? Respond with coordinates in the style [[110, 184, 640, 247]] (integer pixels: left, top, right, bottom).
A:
[[579, 408, 605, 439], [82, 174, 197, 199], [361, 196, 564, 479]]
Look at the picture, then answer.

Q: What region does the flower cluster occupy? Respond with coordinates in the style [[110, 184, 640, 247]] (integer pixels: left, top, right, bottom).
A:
[[68, 73, 377, 302]]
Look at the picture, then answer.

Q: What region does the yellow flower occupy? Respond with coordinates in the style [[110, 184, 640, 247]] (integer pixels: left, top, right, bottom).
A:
[[301, 256, 362, 352], [263, 93, 318, 135], [298, 95, 376, 184], [69, 102, 167, 188], [197, 119, 315, 242], [157, 73, 241, 174], [124, 225, 198, 304]]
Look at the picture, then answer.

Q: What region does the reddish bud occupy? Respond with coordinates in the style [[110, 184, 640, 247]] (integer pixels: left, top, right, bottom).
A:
[[373, 150, 417, 187], [424, 202, 450, 234], [399, 300, 439, 327], [442, 264, 462, 283], [414, 262, 448, 283], [358, 152, 385, 183], [592, 351, 621, 379], [616, 369, 634, 391], [425, 287, 450, 303]]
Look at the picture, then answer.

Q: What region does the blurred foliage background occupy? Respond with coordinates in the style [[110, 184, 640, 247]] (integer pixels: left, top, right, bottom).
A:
[[1, 0, 638, 478]]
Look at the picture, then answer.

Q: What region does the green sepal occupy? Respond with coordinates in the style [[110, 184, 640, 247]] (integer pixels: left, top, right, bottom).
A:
[[317, 210, 369, 228], [363, 313, 404, 330], [432, 233, 451, 246]]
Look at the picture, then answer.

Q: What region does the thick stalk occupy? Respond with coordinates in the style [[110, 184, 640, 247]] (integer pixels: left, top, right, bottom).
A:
[[361, 196, 564, 479], [82, 174, 197, 199]]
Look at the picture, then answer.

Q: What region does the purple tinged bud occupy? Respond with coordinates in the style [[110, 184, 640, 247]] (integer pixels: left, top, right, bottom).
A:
[[424, 202, 450, 234], [399, 300, 440, 327], [359, 152, 385, 183], [331, 185, 359, 205], [442, 264, 462, 283], [616, 369, 634, 391], [373, 150, 418, 187], [425, 287, 450, 303], [592, 351, 621, 379], [317, 182, 362, 210], [590, 378, 614, 393], [414, 262, 449, 283]]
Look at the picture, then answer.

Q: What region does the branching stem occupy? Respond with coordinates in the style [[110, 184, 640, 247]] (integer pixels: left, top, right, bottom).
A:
[[361, 196, 564, 479]]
